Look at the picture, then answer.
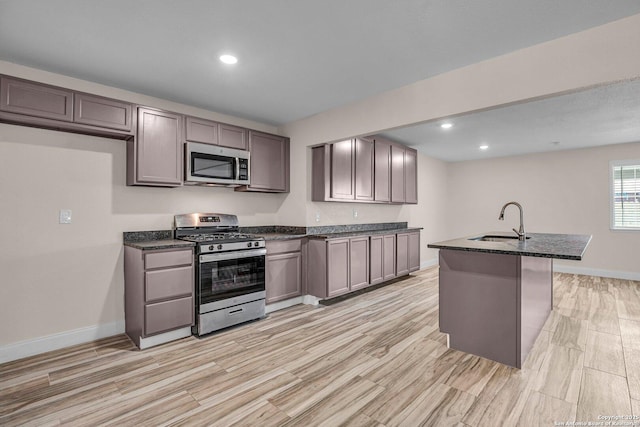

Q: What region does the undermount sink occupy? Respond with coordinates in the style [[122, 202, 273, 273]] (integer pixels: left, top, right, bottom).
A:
[[470, 235, 531, 242]]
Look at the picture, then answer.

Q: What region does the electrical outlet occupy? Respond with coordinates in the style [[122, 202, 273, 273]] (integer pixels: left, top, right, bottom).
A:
[[59, 209, 72, 224], [353, 209, 358, 218], [315, 212, 321, 222]]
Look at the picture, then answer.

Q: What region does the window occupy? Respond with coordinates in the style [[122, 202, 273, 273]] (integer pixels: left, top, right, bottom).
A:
[[611, 160, 640, 230]]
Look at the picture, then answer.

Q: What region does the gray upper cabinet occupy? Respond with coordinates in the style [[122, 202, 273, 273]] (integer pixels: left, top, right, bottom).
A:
[[74, 93, 132, 131], [391, 144, 406, 203], [236, 130, 289, 192], [374, 139, 392, 202], [131, 107, 183, 187], [330, 137, 373, 201], [312, 137, 415, 204], [355, 138, 374, 201], [185, 116, 218, 145], [219, 123, 248, 150], [404, 148, 418, 204], [331, 139, 355, 199], [390, 144, 418, 204], [1, 76, 73, 121], [0, 75, 134, 137], [185, 117, 248, 150]]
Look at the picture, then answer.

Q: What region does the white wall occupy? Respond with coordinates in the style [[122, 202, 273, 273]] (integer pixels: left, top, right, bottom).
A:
[[445, 142, 640, 277]]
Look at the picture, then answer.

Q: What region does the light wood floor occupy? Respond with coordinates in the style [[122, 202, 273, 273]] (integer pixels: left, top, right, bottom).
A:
[[2, 267, 640, 426]]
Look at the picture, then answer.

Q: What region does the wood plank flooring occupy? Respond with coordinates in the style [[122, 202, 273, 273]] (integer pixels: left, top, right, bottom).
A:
[[1, 268, 639, 426]]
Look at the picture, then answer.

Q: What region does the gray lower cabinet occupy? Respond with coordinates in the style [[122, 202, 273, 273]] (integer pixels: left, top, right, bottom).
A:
[[308, 236, 370, 298], [266, 239, 303, 304], [124, 246, 194, 349], [128, 107, 183, 187], [370, 234, 396, 285], [349, 236, 370, 290], [397, 231, 421, 275], [326, 238, 350, 297], [236, 130, 289, 192]]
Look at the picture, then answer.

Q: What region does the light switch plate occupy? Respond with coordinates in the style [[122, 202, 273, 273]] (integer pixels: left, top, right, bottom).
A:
[[353, 209, 358, 218], [59, 209, 72, 224], [315, 212, 321, 222]]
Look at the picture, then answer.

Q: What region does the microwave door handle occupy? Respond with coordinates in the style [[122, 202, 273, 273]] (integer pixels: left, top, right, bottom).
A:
[[235, 157, 240, 181]]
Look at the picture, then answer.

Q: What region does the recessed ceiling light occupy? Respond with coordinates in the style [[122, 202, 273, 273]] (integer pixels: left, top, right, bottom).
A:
[[479, 145, 489, 150], [219, 54, 238, 64], [440, 123, 453, 129]]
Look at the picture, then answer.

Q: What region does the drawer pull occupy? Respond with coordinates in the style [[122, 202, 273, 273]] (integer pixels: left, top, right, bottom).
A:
[[229, 308, 244, 315]]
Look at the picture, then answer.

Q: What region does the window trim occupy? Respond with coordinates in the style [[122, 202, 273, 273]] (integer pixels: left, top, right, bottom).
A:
[[610, 159, 640, 231]]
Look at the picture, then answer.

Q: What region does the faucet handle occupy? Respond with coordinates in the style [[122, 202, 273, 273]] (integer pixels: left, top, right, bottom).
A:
[[512, 228, 521, 236]]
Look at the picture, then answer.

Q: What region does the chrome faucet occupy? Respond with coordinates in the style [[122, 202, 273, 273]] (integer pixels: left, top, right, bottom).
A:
[[499, 201, 526, 241]]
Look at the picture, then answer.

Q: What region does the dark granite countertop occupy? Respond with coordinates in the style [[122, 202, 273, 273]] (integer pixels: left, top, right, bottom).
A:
[[123, 222, 421, 246], [124, 239, 195, 250], [307, 227, 423, 240], [252, 233, 309, 241], [427, 232, 592, 260], [123, 230, 195, 250]]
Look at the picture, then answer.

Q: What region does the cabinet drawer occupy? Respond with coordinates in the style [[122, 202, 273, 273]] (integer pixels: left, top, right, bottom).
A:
[[74, 93, 132, 131], [145, 266, 193, 302], [1, 76, 73, 121], [145, 296, 193, 336], [144, 249, 192, 269], [266, 239, 301, 254]]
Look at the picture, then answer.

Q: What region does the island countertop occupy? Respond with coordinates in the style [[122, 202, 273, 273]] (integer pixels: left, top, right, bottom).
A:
[[428, 232, 592, 260]]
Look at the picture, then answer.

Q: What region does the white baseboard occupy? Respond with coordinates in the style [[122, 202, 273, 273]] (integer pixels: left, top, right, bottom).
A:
[[138, 326, 191, 350], [420, 258, 439, 270], [265, 296, 304, 313], [553, 263, 640, 281], [0, 320, 125, 364]]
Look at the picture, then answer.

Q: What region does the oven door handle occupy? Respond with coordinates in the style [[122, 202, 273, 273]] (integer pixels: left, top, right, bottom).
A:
[[200, 248, 266, 263]]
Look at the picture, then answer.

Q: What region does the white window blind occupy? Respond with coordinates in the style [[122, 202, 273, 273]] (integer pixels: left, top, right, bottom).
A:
[[611, 161, 640, 230]]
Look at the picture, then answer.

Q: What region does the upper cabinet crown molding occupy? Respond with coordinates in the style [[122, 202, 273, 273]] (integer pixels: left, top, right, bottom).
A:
[[312, 136, 417, 204]]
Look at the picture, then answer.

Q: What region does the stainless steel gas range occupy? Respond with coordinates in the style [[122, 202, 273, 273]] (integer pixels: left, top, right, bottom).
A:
[[174, 213, 266, 336]]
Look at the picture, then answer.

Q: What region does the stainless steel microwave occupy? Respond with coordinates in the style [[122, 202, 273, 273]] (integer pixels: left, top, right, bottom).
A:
[[185, 142, 250, 186]]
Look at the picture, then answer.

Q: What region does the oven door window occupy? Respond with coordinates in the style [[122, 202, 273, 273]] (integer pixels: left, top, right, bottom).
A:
[[200, 255, 265, 304], [191, 152, 235, 180]]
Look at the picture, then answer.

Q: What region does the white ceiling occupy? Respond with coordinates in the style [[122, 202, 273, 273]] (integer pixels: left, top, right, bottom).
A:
[[381, 79, 640, 161], [1, 0, 640, 161]]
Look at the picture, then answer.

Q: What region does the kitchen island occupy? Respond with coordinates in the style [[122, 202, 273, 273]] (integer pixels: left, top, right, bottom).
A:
[[428, 232, 591, 368]]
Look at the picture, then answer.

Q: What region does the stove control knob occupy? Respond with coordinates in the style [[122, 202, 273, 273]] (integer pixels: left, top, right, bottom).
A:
[[254, 242, 259, 247], [247, 242, 252, 248], [217, 244, 223, 250], [209, 245, 214, 251]]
